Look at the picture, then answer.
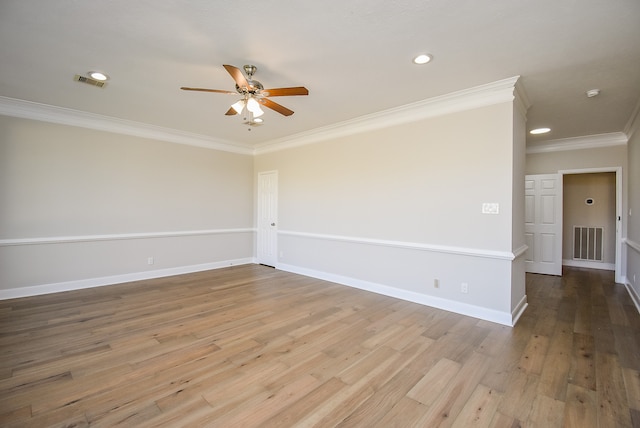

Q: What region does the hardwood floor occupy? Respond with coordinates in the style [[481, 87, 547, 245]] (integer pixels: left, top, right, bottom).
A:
[[1, 265, 639, 427]]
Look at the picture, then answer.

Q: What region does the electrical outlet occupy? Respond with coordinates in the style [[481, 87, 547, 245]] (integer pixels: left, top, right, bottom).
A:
[[434, 279, 439, 288], [147, 257, 154, 265], [461, 282, 468, 293]]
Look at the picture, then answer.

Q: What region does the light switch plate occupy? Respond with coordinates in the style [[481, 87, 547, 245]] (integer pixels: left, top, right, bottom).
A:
[[482, 203, 499, 214]]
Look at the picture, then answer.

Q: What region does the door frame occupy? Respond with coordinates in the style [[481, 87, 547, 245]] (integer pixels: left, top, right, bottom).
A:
[[559, 167, 623, 283]]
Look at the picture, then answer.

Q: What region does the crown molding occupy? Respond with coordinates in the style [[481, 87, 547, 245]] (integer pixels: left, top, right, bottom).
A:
[[0, 96, 253, 155], [254, 76, 522, 155], [526, 132, 628, 154], [624, 98, 640, 139], [513, 78, 531, 121], [0, 76, 523, 157]]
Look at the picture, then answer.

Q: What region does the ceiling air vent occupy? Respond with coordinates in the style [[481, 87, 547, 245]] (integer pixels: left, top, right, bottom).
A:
[[74, 74, 106, 88]]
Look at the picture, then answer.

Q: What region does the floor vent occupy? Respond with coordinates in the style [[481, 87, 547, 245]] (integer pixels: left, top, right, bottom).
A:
[[74, 74, 106, 88], [573, 226, 603, 261]]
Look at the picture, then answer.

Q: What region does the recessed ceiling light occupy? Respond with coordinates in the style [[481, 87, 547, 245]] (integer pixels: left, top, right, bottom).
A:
[[88, 71, 109, 81], [413, 54, 433, 65], [530, 127, 551, 135]]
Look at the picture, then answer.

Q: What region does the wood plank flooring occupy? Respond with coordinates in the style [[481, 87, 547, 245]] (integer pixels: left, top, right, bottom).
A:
[[0, 265, 639, 427]]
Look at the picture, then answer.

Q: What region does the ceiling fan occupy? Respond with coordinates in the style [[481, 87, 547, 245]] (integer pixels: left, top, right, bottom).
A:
[[180, 64, 308, 121]]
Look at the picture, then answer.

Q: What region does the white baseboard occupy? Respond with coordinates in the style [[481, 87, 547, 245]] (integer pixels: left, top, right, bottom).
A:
[[0, 258, 254, 300], [626, 281, 640, 314], [562, 259, 615, 271], [277, 263, 517, 327], [511, 295, 529, 326]]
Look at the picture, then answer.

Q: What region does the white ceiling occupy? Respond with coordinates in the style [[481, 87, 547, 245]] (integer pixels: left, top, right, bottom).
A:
[[1, 0, 639, 150]]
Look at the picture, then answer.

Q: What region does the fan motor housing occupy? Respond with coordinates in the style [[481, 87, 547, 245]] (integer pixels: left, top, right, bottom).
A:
[[236, 79, 263, 95]]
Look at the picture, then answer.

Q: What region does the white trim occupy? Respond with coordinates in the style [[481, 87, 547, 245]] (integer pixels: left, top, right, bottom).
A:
[[624, 97, 640, 139], [625, 238, 640, 254], [621, 238, 640, 314], [0, 228, 255, 247], [626, 281, 640, 314], [562, 259, 615, 271], [513, 79, 531, 121], [0, 258, 255, 300], [254, 76, 521, 154], [278, 230, 522, 261], [277, 263, 516, 326], [526, 132, 628, 154], [513, 244, 529, 259], [559, 166, 624, 175], [0, 96, 253, 155], [511, 295, 529, 326]]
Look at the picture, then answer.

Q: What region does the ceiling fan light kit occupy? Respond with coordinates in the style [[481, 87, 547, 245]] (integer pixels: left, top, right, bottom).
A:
[[231, 99, 245, 115], [246, 97, 264, 117], [181, 64, 308, 127]]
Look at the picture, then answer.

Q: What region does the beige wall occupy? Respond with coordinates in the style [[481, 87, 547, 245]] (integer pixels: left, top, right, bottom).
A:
[[257, 103, 516, 251], [526, 145, 627, 175], [0, 116, 253, 237], [255, 100, 526, 324], [0, 116, 254, 293]]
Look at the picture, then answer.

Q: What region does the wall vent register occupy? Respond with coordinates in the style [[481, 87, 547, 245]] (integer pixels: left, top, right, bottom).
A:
[[573, 226, 603, 262], [74, 74, 106, 88]]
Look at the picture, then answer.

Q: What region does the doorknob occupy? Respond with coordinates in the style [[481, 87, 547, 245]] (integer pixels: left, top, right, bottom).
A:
[[271, 223, 276, 226]]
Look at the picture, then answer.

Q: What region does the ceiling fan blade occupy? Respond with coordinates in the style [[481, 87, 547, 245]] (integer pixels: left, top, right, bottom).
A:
[[225, 107, 238, 116], [260, 98, 294, 116], [262, 87, 309, 97], [180, 87, 235, 94], [223, 64, 249, 89]]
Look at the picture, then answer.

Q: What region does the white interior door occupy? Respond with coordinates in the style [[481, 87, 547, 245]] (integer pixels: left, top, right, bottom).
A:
[[524, 174, 563, 275], [257, 171, 278, 267]]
